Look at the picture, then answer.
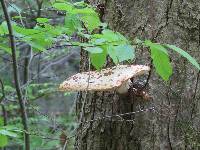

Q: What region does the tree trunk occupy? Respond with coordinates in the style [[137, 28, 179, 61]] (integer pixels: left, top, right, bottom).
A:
[[76, 0, 200, 149]]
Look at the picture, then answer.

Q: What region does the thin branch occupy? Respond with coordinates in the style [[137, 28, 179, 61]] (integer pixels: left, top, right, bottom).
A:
[[1, 105, 7, 126], [7, 2, 25, 27], [0, 1, 30, 150], [0, 55, 25, 68], [62, 140, 68, 150], [0, 78, 7, 129], [79, 57, 91, 123], [23, 46, 32, 84], [80, 107, 155, 124], [3, 50, 73, 101], [143, 59, 153, 88], [36, 0, 44, 18], [0, 78, 5, 103]]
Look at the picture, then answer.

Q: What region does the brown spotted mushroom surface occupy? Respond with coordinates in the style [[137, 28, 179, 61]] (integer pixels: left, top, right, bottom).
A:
[[59, 65, 150, 92]]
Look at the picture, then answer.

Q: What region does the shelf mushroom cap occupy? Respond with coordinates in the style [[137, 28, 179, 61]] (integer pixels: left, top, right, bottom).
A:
[[59, 65, 150, 93]]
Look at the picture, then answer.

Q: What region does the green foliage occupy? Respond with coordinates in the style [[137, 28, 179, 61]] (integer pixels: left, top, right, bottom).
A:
[[90, 48, 107, 70], [145, 40, 173, 81], [165, 44, 200, 70], [0, 21, 68, 52], [143, 40, 200, 80], [77, 7, 100, 32], [0, 128, 18, 138], [0, 134, 8, 147], [0, 42, 11, 54], [84, 46, 103, 53], [0, 117, 21, 147], [26, 83, 59, 100], [65, 14, 82, 35], [0, 36, 11, 54], [86, 29, 135, 68], [53, 2, 101, 32], [36, 18, 49, 23], [0, 117, 7, 147], [112, 45, 135, 63], [53, 2, 74, 12]]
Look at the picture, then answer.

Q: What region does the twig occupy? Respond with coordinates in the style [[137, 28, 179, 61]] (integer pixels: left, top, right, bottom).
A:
[[79, 57, 91, 123], [79, 107, 155, 124], [0, 78, 7, 129], [62, 140, 68, 150], [3, 50, 73, 101], [23, 46, 32, 84], [7, 2, 25, 27], [36, 0, 44, 18], [0, 1, 30, 150], [24, 130, 60, 141], [143, 59, 153, 88], [0, 78, 5, 104]]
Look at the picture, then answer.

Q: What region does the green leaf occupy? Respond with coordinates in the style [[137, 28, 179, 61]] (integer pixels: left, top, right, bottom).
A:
[[74, 1, 87, 7], [30, 135, 43, 147], [72, 7, 101, 32], [113, 45, 135, 62], [12, 16, 26, 19], [107, 45, 118, 64], [165, 44, 200, 70], [90, 49, 107, 70], [26, 40, 46, 52], [0, 129, 17, 137], [0, 117, 3, 126], [13, 24, 39, 37], [0, 134, 8, 147], [101, 29, 121, 42], [36, 18, 49, 23], [92, 38, 106, 45], [0, 44, 11, 54], [65, 14, 81, 35], [70, 41, 93, 47], [0, 22, 8, 35], [107, 45, 135, 64], [84, 47, 103, 53], [91, 29, 128, 45], [2, 125, 22, 133], [145, 41, 172, 81], [72, 7, 95, 14], [0, 25, 6, 35], [11, 23, 67, 52], [145, 40, 168, 54], [52, 2, 74, 12], [81, 13, 101, 32]]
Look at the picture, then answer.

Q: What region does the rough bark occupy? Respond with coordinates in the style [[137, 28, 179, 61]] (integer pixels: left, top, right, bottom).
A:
[[76, 0, 200, 149]]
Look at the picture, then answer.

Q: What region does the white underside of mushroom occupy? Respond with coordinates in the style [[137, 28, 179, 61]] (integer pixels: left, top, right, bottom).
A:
[[116, 79, 131, 94]]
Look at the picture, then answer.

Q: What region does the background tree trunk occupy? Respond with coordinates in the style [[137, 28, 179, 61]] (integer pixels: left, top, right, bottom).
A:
[[76, 0, 200, 149]]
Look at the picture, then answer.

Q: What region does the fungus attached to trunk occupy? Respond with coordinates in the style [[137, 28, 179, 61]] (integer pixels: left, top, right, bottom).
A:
[[59, 65, 150, 94]]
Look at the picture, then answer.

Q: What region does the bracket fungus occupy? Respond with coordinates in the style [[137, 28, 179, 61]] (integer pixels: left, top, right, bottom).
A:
[[59, 65, 150, 94]]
